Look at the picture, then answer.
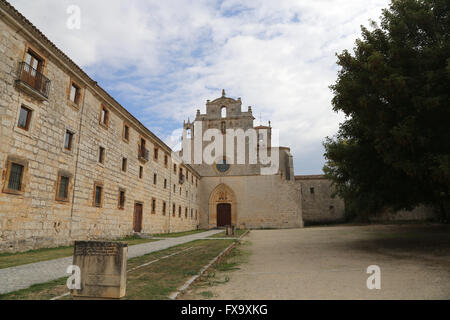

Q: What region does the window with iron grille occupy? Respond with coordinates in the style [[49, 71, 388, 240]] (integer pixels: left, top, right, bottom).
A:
[[94, 184, 103, 207], [8, 163, 24, 191], [56, 175, 70, 201]]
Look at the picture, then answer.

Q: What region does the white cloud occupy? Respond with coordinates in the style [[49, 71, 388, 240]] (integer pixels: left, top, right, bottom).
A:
[[9, 0, 391, 174]]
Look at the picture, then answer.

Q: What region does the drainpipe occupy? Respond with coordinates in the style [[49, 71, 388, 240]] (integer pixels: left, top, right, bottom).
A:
[[168, 161, 172, 233], [69, 84, 87, 239]]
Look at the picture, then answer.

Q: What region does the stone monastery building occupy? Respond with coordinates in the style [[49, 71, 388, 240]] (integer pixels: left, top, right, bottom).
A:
[[0, 0, 344, 252]]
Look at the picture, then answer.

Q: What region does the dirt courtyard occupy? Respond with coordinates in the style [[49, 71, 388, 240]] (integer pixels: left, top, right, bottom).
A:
[[183, 224, 450, 300]]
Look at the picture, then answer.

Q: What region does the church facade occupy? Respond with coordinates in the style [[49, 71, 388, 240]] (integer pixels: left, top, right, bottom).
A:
[[180, 91, 306, 229]]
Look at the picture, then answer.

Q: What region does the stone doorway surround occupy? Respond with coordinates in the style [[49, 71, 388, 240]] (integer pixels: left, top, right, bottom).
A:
[[208, 184, 237, 228]]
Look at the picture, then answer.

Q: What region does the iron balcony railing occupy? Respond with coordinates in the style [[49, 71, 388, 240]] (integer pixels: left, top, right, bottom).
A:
[[17, 62, 51, 98], [138, 145, 150, 162]]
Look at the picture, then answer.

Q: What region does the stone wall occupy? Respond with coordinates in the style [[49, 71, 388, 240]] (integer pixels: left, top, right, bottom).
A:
[[368, 206, 437, 222], [295, 175, 438, 224], [0, 3, 200, 252], [295, 175, 346, 225]]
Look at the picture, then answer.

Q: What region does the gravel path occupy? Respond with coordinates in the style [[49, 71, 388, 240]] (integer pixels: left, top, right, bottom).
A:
[[184, 224, 450, 300], [0, 230, 223, 294]]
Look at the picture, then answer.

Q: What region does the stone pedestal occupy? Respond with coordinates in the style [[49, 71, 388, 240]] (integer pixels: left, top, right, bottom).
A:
[[226, 225, 235, 236], [72, 241, 127, 299]]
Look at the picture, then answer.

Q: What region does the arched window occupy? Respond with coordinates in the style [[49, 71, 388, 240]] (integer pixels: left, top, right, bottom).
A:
[[221, 106, 227, 118], [186, 128, 192, 139]]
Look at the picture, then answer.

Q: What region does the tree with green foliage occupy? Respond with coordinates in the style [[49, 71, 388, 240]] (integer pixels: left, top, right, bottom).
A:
[[324, 0, 450, 221]]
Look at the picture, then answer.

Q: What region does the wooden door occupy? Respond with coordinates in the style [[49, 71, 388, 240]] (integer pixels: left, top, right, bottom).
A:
[[217, 203, 231, 227], [134, 203, 143, 233]]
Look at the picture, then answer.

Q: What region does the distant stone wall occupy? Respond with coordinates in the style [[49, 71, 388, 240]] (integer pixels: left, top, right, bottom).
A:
[[369, 205, 437, 222], [295, 175, 346, 225]]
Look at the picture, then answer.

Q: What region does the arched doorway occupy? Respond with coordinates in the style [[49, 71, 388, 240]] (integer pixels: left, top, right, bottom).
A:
[[217, 203, 231, 227], [208, 184, 237, 228]]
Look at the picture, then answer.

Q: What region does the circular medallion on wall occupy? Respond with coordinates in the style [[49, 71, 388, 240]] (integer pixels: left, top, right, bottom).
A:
[[215, 158, 230, 174]]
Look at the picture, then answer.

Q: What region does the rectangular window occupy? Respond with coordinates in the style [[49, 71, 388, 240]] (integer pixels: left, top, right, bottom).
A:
[[173, 164, 177, 174], [179, 206, 181, 218], [122, 158, 127, 172], [64, 130, 74, 151], [7, 163, 24, 191], [99, 105, 109, 127], [185, 208, 188, 218], [69, 82, 81, 105], [25, 49, 43, 72], [93, 183, 103, 207], [118, 190, 126, 209], [18, 106, 32, 131], [162, 202, 166, 216], [123, 124, 130, 142], [152, 198, 156, 214], [164, 178, 167, 189], [99, 147, 105, 164], [172, 203, 176, 217], [154, 147, 159, 161], [153, 173, 157, 185], [173, 184, 176, 192], [139, 166, 143, 179], [164, 155, 168, 168], [56, 175, 70, 201], [138, 138, 148, 160]]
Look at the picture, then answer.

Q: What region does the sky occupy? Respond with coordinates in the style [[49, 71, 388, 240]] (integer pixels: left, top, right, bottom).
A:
[[9, 0, 391, 174]]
